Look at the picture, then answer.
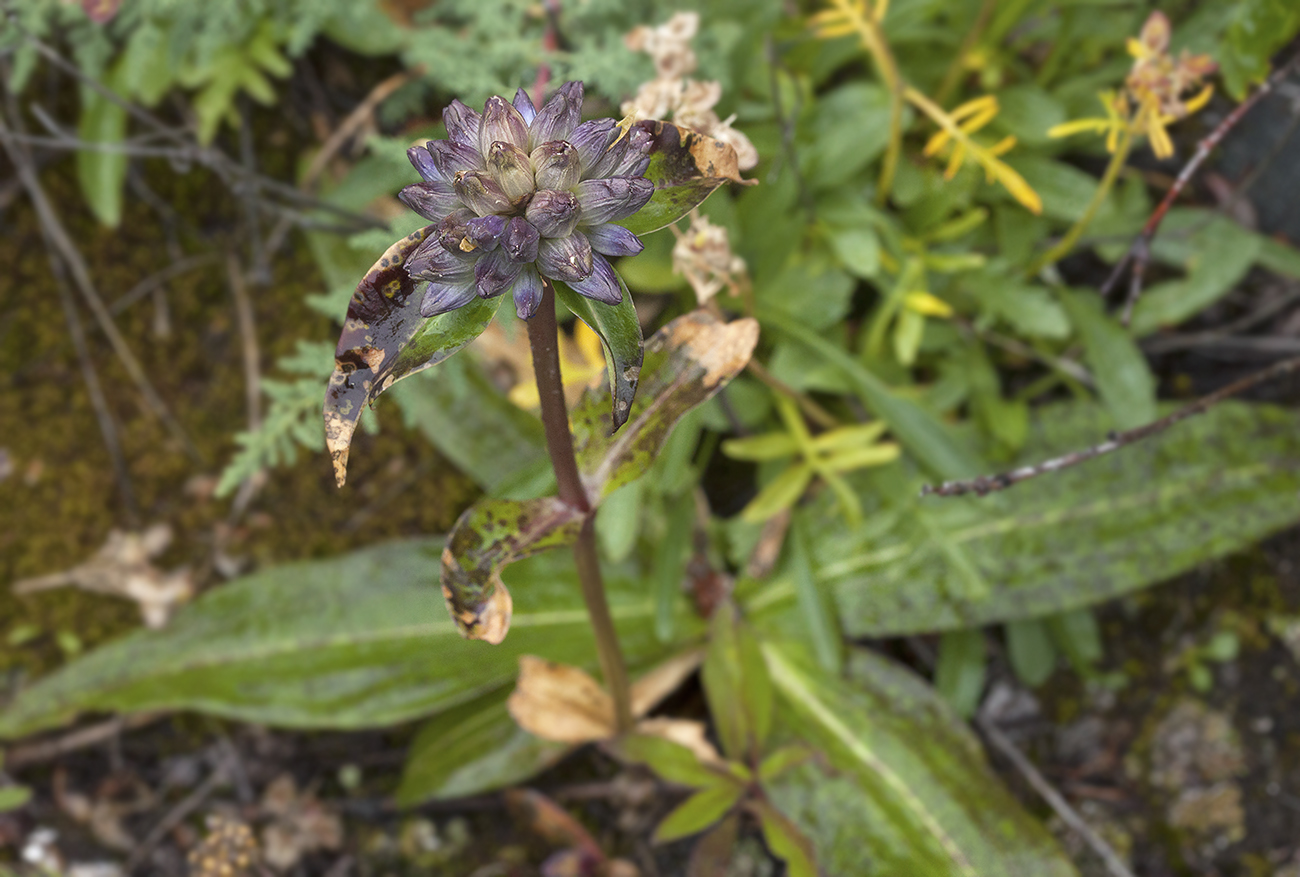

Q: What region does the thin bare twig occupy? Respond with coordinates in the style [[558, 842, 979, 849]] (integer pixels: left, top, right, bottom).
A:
[[6, 714, 164, 770], [110, 254, 218, 315], [125, 765, 228, 873], [921, 355, 1300, 497], [1102, 46, 1300, 323], [976, 714, 1138, 877]]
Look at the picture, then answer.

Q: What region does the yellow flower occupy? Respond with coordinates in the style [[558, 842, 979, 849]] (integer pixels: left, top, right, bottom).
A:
[[1047, 91, 1127, 154]]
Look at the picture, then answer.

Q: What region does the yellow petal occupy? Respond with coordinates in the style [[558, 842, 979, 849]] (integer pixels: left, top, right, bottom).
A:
[[923, 128, 952, 157], [988, 135, 1017, 157], [1183, 83, 1214, 115], [943, 140, 967, 179], [1047, 118, 1107, 139], [991, 160, 1042, 215], [1147, 119, 1173, 159], [903, 290, 953, 317], [948, 94, 997, 123]]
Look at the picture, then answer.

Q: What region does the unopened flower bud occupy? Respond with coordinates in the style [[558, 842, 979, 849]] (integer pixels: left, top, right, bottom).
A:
[[531, 141, 581, 191], [512, 266, 544, 319], [529, 81, 583, 147], [399, 182, 460, 223], [407, 145, 443, 183], [587, 222, 645, 257], [537, 232, 594, 282], [569, 254, 622, 304], [475, 249, 523, 298], [480, 96, 530, 156], [503, 217, 540, 263], [512, 88, 538, 125], [569, 119, 620, 176], [428, 140, 484, 179], [525, 189, 581, 238], [436, 209, 476, 253], [465, 214, 507, 251], [575, 177, 654, 225], [454, 171, 513, 217], [487, 141, 536, 203], [443, 99, 482, 148]]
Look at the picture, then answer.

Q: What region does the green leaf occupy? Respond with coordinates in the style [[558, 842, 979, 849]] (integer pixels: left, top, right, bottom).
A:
[[798, 82, 893, 190], [0, 543, 682, 740], [1130, 218, 1261, 335], [0, 786, 31, 812], [1045, 608, 1103, 673], [765, 643, 1078, 876], [616, 121, 753, 236], [934, 629, 986, 718], [702, 601, 773, 761], [965, 273, 1068, 340], [741, 464, 813, 524], [652, 491, 695, 643], [324, 227, 504, 487], [1005, 619, 1057, 688], [76, 82, 128, 228], [598, 479, 644, 564], [825, 222, 881, 279], [554, 279, 643, 431], [1221, 0, 1300, 98], [397, 689, 568, 805], [784, 400, 1300, 635], [758, 744, 814, 783], [1060, 291, 1156, 430], [616, 734, 728, 789], [573, 310, 759, 502], [762, 311, 982, 480], [752, 799, 819, 877], [1011, 155, 1116, 223], [655, 782, 745, 843], [789, 515, 843, 673]]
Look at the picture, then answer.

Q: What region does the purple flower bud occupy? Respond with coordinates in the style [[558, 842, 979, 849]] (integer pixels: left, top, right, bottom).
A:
[[586, 222, 645, 257], [398, 182, 461, 223], [429, 140, 484, 179], [442, 100, 482, 148], [531, 141, 581, 191], [408, 239, 476, 282], [436, 209, 476, 253], [407, 145, 443, 183], [609, 125, 653, 178], [486, 141, 536, 203], [584, 134, 631, 180], [569, 119, 620, 175], [512, 88, 538, 125], [454, 171, 513, 216], [530, 81, 583, 147], [525, 189, 581, 238], [421, 280, 479, 317], [480, 96, 529, 156], [574, 177, 654, 224], [503, 217, 540, 263], [465, 214, 507, 251], [537, 231, 594, 282], [475, 249, 523, 298], [513, 266, 544, 319], [568, 254, 623, 305]]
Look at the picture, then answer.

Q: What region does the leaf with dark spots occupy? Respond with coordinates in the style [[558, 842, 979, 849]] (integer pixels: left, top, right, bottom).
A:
[[554, 279, 643, 431], [440, 498, 583, 643], [573, 310, 760, 503], [324, 226, 503, 487], [617, 121, 756, 237]]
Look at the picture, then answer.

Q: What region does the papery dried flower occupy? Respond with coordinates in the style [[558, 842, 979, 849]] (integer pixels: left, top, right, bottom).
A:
[[671, 213, 749, 306], [401, 82, 652, 320]]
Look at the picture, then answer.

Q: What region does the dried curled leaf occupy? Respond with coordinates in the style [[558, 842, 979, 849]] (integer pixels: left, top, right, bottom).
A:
[[324, 226, 502, 486]]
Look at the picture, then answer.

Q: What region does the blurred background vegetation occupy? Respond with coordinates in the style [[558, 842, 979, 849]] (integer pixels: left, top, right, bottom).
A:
[[2, 0, 1300, 874]]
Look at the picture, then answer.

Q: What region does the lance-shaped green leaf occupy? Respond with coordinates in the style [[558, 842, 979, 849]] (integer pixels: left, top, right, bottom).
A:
[[440, 498, 584, 643], [0, 543, 681, 740], [765, 642, 1078, 876], [439, 311, 757, 645], [554, 279, 643, 432], [701, 601, 773, 762], [617, 121, 755, 236], [574, 310, 761, 502], [324, 226, 503, 487]]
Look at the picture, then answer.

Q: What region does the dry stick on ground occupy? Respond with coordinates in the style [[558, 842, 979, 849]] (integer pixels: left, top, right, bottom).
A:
[[1102, 46, 1300, 325], [125, 765, 229, 873], [6, 714, 164, 770], [921, 354, 1300, 497], [0, 110, 203, 464], [224, 253, 268, 522]]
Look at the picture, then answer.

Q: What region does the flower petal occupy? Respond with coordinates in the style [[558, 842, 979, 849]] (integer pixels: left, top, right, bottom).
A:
[[454, 171, 513, 216], [503, 217, 540, 263], [435, 208, 477, 253], [530, 80, 584, 147], [570, 119, 620, 176], [574, 177, 654, 224], [475, 249, 524, 298], [486, 141, 536, 202], [513, 265, 544, 319], [429, 140, 485, 178], [465, 214, 507, 251], [568, 254, 622, 305], [443, 100, 483, 148], [513, 88, 538, 125], [531, 141, 581, 191], [525, 189, 581, 238], [586, 222, 644, 257], [407, 145, 444, 183], [407, 239, 476, 282], [480, 96, 530, 155], [608, 125, 652, 178], [537, 232, 594, 282], [398, 182, 461, 222], [420, 280, 479, 317]]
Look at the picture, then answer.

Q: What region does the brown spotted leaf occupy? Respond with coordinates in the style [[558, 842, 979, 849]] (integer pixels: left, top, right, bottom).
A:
[[617, 121, 756, 237], [575, 310, 759, 503], [324, 226, 503, 486], [440, 499, 584, 643]]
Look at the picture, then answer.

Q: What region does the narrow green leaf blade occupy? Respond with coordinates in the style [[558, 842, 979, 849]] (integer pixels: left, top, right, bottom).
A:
[[702, 602, 774, 761], [765, 643, 1078, 876], [752, 799, 819, 877], [76, 87, 128, 228], [1060, 291, 1156, 430], [789, 515, 844, 674], [654, 783, 745, 844], [616, 734, 726, 789], [934, 630, 986, 718], [324, 227, 503, 487], [1004, 619, 1057, 688], [555, 278, 643, 431]]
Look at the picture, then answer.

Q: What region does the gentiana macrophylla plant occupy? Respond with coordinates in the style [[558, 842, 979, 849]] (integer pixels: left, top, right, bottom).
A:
[[324, 80, 756, 734]]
